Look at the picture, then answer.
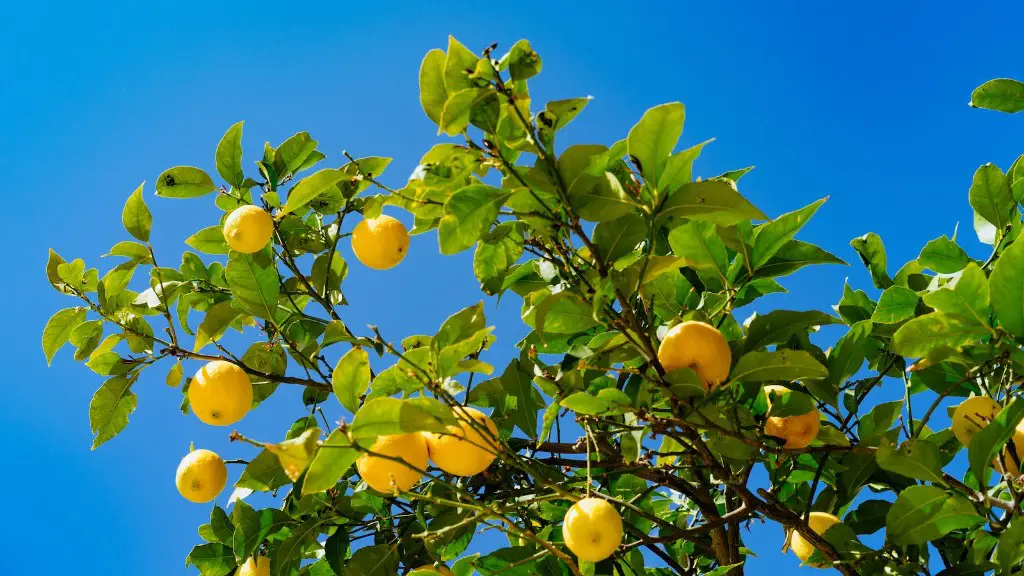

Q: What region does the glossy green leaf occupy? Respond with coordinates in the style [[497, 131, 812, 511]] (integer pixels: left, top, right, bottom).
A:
[[280, 169, 346, 216], [302, 429, 359, 495], [332, 347, 370, 413], [969, 398, 1024, 485], [438, 185, 508, 255], [886, 485, 983, 546], [744, 310, 841, 352], [193, 300, 240, 352], [235, 449, 290, 491], [871, 285, 919, 324], [970, 78, 1024, 113], [592, 213, 647, 263], [186, 543, 235, 576], [225, 250, 280, 321], [668, 220, 729, 285], [990, 238, 1024, 337], [730, 349, 828, 383], [659, 180, 767, 227], [350, 397, 455, 439], [969, 163, 1014, 231], [627, 102, 685, 184], [998, 517, 1024, 573], [533, 292, 601, 336], [892, 313, 987, 358], [121, 183, 152, 242], [751, 198, 826, 269], [186, 226, 230, 255], [918, 235, 969, 273], [923, 262, 991, 329], [42, 307, 86, 365], [658, 138, 713, 192], [849, 232, 892, 289], [88, 376, 137, 449], [216, 121, 245, 188], [875, 439, 944, 483], [156, 166, 216, 198], [419, 48, 448, 125]]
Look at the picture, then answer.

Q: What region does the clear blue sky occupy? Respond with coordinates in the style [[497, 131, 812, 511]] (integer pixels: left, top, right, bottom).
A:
[[4, 1, 1023, 574]]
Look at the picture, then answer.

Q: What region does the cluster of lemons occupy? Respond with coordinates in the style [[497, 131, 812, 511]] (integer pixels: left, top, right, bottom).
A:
[[172, 206, 411, 575], [176, 206, 842, 566]]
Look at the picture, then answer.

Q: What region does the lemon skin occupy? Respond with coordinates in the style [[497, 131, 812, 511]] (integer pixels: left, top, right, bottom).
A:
[[351, 215, 410, 270], [188, 360, 253, 426], [763, 385, 821, 449], [223, 205, 274, 254], [175, 449, 227, 503], [238, 556, 270, 576], [357, 433, 429, 493], [562, 497, 623, 562], [424, 407, 500, 476], [790, 511, 841, 567], [657, 321, 732, 390]]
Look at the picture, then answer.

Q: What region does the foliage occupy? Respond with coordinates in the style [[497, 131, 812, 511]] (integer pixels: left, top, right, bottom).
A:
[[42, 38, 1024, 576]]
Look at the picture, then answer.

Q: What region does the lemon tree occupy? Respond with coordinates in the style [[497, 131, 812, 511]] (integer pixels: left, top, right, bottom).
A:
[[41, 36, 1024, 575]]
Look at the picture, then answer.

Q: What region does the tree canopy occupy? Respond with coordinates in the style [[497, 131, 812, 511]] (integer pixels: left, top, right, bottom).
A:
[[43, 37, 1024, 575]]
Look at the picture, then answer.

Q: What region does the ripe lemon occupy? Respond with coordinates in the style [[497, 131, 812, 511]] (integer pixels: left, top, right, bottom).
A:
[[175, 448, 227, 503], [351, 215, 410, 270], [238, 556, 270, 576], [562, 497, 623, 562], [356, 433, 428, 493], [763, 385, 821, 449], [188, 360, 253, 426], [951, 396, 1002, 447], [657, 321, 732, 389], [790, 511, 841, 567], [223, 205, 274, 254], [424, 406, 501, 476]]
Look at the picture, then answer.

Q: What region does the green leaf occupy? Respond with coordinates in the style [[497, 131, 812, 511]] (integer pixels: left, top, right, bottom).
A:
[[506, 39, 541, 80], [438, 184, 508, 255], [561, 389, 632, 416], [849, 232, 893, 289], [194, 300, 240, 352], [1009, 153, 1024, 202], [474, 224, 523, 292], [969, 397, 1024, 485], [468, 358, 543, 439], [658, 138, 713, 192], [332, 347, 370, 413], [476, 547, 542, 575], [544, 97, 591, 132], [750, 198, 826, 269], [302, 429, 359, 495], [121, 183, 152, 242], [166, 361, 184, 387], [186, 543, 235, 576], [323, 531, 349, 576], [280, 169, 346, 216], [533, 292, 601, 336], [275, 131, 318, 176], [668, 220, 728, 285], [765, 388, 816, 418], [875, 439, 944, 483], [88, 376, 137, 449], [743, 310, 841, 352], [828, 320, 872, 391], [990, 238, 1024, 338], [969, 163, 1015, 231], [627, 102, 685, 184], [444, 36, 479, 93], [970, 78, 1024, 113], [156, 166, 216, 198], [592, 213, 647, 263], [46, 249, 76, 295], [749, 239, 846, 280], [225, 250, 280, 321], [859, 400, 903, 440], [235, 449, 290, 491], [730, 349, 828, 383], [871, 285, 919, 324], [845, 499, 891, 535], [186, 226, 231, 255], [892, 313, 988, 358], [419, 48, 448, 125], [886, 485, 983, 546], [923, 262, 991, 329], [70, 320, 103, 361], [998, 517, 1024, 573], [105, 240, 152, 262], [658, 180, 767, 227], [918, 235, 969, 273], [350, 397, 455, 439], [216, 121, 245, 188], [42, 307, 86, 365], [345, 544, 398, 576], [231, 502, 291, 564], [273, 516, 328, 576], [439, 88, 480, 136]]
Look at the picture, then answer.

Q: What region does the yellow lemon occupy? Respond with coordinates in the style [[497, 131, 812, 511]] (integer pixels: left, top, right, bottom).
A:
[[356, 433, 428, 493], [562, 497, 623, 562], [351, 215, 410, 270], [951, 396, 1002, 446], [657, 321, 732, 389], [238, 556, 270, 576], [223, 205, 274, 254], [790, 511, 841, 567], [994, 426, 1024, 476], [188, 360, 253, 426], [414, 565, 454, 576], [424, 406, 501, 476], [763, 385, 821, 449], [175, 448, 227, 503]]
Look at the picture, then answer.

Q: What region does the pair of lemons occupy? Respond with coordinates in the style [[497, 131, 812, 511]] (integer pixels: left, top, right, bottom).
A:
[[658, 321, 821, 450], [223, 205, 409, 270], [356, 406, 501, 493]]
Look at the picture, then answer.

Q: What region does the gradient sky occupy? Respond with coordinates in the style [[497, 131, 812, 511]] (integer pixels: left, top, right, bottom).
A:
[[4, 1, 1024, 574]]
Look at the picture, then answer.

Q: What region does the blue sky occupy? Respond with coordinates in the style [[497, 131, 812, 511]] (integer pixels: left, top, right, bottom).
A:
[[4, 1, 1024, 574]]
